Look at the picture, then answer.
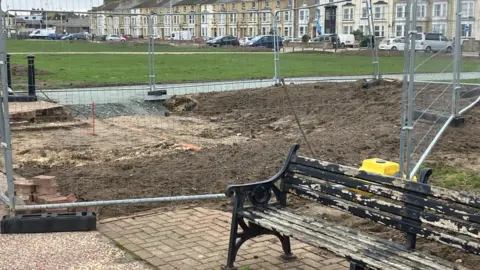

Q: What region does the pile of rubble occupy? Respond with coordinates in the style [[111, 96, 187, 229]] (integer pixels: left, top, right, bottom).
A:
[[13, 175, 92, 214]]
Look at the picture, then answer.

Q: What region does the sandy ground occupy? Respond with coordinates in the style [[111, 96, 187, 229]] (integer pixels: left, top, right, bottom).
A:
[[0, 232, 153, 270]]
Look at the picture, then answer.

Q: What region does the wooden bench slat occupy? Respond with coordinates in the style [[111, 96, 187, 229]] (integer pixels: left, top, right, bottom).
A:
[[292, 156, 480, 209], [289, 183, 480, 255], [265, 207, 456, 269], [260, 207, 457, 270], [289, 163, 480, 224], [241, 207, 457, 270], [289, 174, 480, 239]]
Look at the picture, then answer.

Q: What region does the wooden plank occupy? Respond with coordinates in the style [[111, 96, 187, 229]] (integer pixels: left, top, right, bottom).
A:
[[264, 207, 458, 270], [289, 184, 480, 255], [291, 156, 480, 209], [254, 208, 456, 270], [288, 164, 480, 224], [288, 174, 480, 239]]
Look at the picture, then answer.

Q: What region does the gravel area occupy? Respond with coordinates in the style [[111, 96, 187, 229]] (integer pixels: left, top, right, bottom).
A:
[[0, 231, 153, 270], [67, 101, 168, 119]]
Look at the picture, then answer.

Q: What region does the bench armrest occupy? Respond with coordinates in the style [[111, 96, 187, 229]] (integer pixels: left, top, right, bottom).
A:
[[225, 144, 299, 208]]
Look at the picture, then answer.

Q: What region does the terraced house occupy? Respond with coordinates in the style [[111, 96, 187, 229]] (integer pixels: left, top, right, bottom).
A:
[[90, 0, 480, 40]]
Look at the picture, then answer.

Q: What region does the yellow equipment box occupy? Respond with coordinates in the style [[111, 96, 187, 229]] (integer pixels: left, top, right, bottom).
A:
[[349, 158, 416, 196]]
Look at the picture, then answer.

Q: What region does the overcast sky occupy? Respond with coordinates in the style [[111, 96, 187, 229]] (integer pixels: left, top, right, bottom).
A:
[[3, 0, 104, 12]]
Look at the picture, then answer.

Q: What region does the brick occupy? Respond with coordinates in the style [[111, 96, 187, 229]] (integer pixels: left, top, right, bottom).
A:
[[145, 256, 166, 267], [14, 180, 35, 194], [32, 175, 56, 187], [135, 249, 154, 260], [35, 185, 58, 195], [322, 257, 345, 265]]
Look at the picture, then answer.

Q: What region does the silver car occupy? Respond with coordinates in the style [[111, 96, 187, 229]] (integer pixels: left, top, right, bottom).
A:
[[415, 32, 452, 53]]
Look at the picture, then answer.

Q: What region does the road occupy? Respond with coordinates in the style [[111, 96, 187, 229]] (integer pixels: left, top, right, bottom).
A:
[[33, 72, 480, 105]]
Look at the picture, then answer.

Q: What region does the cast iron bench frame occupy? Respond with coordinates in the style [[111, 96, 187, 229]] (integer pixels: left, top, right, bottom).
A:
[[222, 144, 480, 270]]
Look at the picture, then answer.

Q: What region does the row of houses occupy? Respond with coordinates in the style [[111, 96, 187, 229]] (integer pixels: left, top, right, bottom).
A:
[[93, 0, 477, 40]]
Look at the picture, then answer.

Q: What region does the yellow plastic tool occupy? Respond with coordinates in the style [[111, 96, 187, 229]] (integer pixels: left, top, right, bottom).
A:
[[349, 158, 416, 196]]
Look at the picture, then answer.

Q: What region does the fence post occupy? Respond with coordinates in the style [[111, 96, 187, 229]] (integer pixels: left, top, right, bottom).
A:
[[273, 11, 280, 85], [147, 14, 156, 92], [6, 53, 11, 89], [27, 54, 36, 96], [452, 0, 462, 117], [0, 6, 16, 217]]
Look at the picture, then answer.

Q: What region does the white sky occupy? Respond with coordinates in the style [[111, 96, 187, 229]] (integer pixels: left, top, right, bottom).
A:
[[3, 0, 104, 12]]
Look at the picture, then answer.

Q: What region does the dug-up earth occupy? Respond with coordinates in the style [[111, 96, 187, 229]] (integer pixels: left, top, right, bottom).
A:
[[7, 80, 480, 267]]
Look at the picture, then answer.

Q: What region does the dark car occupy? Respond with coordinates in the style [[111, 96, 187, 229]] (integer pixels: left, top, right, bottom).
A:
[[61, 33, 87, 40], [206, 35, 239, 47], [47, 33, 65, 40], [246, 35, 283, 50]]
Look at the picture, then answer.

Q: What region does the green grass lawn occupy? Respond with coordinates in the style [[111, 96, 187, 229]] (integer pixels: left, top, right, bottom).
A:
[[426, 163, 480, 191], [7, 39, 235, 53], [9, 53, 480, 89]]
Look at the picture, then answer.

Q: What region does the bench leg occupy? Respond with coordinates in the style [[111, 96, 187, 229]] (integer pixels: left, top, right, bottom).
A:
[[350, 261, 366, 270], [278, 235, 297, 261]]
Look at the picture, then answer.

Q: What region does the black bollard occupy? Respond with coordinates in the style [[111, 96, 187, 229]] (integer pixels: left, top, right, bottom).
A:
[[27, 55, 36, 96], [6, 54, 12, 89]]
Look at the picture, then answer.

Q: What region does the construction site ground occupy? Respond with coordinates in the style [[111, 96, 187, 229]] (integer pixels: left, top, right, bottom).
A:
[[4, 80, 480, 268]]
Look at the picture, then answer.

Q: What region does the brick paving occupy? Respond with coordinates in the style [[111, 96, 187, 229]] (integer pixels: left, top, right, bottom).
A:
[[98, 207, 348, 270]]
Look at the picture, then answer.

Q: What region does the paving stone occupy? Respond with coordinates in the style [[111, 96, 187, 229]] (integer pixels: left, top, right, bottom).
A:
[[99, 207, 348, 270]]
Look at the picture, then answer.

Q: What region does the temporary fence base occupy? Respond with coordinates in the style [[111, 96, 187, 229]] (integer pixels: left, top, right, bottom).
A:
[[1, 212, 96, 234], [413, 109, 465, 127]]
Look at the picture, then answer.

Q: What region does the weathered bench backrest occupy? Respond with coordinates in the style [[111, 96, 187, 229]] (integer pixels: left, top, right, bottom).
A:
[[283, 149, 480, 255]]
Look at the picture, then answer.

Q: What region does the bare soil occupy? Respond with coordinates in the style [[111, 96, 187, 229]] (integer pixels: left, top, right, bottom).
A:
[[10, 80, 480, 266]]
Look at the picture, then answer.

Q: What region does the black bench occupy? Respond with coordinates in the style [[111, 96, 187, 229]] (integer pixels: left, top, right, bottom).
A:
[[222, 144, 480, 270]]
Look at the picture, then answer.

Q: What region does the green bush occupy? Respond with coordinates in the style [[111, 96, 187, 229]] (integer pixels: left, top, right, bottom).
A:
[[301, 34, 310, 43]]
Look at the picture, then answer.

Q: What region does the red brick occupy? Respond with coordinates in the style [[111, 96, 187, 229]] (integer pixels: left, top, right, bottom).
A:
[[14, 180, 35, 194], [32, 175, 56, 187], [35, 185, 58, 195], [36, 195, 69, 204]]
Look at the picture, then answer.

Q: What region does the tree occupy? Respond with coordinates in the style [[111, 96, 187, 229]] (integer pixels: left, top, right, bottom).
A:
[[352, 29, 364, 42]]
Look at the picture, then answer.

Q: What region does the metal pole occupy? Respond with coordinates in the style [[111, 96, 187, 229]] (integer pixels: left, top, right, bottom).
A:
[[406, 0, 418, 179], [15, 193, 227, 211], [147, 15, 154, 92], [6, 53, 11, 89], [150, 14, 156, 90], [273, 11, 280, 85], [398, 0, 412, 177], [170, 0, 173, 41], [365, 0, 379, 79], [27, 55, 36, 96], [409, 115, 455, 179], [0, 3, 16, 217], [452, 0, 462, 116], [459, 95, 480, 115]]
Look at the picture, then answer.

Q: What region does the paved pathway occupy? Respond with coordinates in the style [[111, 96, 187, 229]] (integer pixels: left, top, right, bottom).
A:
[[98, 207, 349, 270]]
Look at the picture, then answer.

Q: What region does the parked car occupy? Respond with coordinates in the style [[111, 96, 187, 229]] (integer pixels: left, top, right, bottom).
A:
[[206, 36, 240, 47], [415, 32, 452, 53], [336, 34, 355, 48], [192, 36, 205, 42], [121, 34, 133, 40], [61, 33, 87, 40], [246, 35, 283, 50], [47, 33, 65, 40], [379, 37, 405, 50], [310, 35, 335, 43], [106, 34, 126, 42], [239, 37, 253, 46]]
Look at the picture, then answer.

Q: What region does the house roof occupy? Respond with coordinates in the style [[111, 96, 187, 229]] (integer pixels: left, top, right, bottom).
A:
[[133, 0, 158, 8], [102, 1, 121, 10], [115, 0, 142, 10], [173, 0, 208, 6]]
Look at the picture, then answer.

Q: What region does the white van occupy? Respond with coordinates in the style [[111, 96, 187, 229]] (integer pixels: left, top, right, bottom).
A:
[[337, 34, 355, 48], [169, 31, 193, 41], [415, 32, 453, 53], [29, 28, 55, 39]]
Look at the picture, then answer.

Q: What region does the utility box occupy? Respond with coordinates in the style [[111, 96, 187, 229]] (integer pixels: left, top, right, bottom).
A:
[[360, 158, 399, 176]]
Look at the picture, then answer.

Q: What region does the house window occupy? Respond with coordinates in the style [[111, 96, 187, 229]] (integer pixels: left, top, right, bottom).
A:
[[183, 6, 186, 12], [316, 9, 320, 20], [173, 15, 179, 24], [343, 8, 353, 21], [461, 23, 473, 37], [284, 11, 290, 22], [221, 4, 225, 10], [265, 0, 269, 8], [461, 2, 474, 18], [432, 23, 446, 34], [433, 3, 447, 17], [343, 26, 349, 34], [230, 14, 235, 23], [189, 14, 195, 24], [374, 25, 385, 37], [284, 27, 289, 36], [276, 1, 280, 7], [232, 3, 236, 9], [219, 14, 225, 23], [252, 2, 256, 8], [201, 15, 206, 23], [299, 26, 306, 36], [249, 13, 254, 22], [242, 14, 246, 22], [396, 24, 405, 36], [299, 9, 309, 22], [315, 0, 320, 4], [262, 13, 267, 22], [396, 5, 405, 18], [201, 27, 207, 36], [374, 7, 384, 19], [417, 4, 426, 18], [362, 7, 368, 18], [242, 2, 246, 9], [288, 0, 292, 7]]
